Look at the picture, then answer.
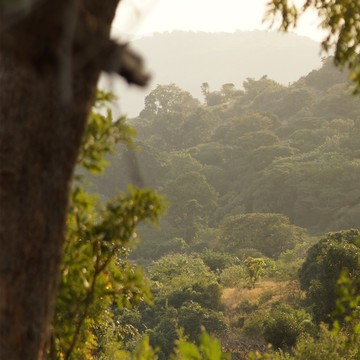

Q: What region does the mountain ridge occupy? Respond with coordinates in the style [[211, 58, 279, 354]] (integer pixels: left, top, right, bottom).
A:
[[101, 30, 322, 116]]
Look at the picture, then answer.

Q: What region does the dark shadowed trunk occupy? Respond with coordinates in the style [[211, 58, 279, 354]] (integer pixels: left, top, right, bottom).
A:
[[0, 0, 147, 358], [0, 51, 99, 360]]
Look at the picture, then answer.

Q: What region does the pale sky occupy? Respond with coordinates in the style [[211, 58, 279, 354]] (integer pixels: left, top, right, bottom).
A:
[[113, 0, 326, 42]]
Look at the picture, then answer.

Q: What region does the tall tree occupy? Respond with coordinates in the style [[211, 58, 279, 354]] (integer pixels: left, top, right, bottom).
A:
[[299, 229, 360, 324], [0, 1, 148, 358]]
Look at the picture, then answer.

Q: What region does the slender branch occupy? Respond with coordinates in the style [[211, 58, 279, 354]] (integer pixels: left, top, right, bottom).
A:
[[64, 239, 102, 360]]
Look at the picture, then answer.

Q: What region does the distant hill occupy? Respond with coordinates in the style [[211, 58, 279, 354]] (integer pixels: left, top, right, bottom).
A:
[[102, 30, 322, 117]]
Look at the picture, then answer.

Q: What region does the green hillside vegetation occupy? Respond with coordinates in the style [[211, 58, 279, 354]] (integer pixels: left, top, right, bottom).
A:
[[96, 57, 359, 242], [79, 58, 360, 358]]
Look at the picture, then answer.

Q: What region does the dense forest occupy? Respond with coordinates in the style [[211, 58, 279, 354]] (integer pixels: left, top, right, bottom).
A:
[[1, 0, 359, 358], [77, 57, 360, 358]]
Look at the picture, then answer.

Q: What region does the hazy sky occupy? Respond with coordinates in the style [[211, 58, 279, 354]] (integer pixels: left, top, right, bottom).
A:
[[113, 0, 325, 42]]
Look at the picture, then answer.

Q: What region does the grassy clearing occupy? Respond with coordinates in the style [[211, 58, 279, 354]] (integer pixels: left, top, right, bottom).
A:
[[221, 280, 299, 311]]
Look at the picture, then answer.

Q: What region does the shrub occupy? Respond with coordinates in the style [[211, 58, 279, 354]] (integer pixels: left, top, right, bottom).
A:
[[263, 304, 314, 350], [243, 310, 269, 337], [178, 301, 227, 342], [299, 229, 360, 323], [220, 265, 246, 288], [200, 249, 238, 272]]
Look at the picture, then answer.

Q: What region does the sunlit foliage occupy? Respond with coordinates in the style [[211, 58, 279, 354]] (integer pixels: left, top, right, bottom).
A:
[[49, 92, 165, 359]]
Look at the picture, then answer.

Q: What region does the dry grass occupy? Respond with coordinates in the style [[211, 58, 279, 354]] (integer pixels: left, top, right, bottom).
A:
[[221, 280, 293, 311], [220, 280, 304, 357]]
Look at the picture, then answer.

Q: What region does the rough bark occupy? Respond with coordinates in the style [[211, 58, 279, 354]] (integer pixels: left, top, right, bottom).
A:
[[0, 0, 147, 358]]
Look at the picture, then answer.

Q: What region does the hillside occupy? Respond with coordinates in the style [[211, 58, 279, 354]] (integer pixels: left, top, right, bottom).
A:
[[94, 57, 359, 242], [90, 55, 360, 359]]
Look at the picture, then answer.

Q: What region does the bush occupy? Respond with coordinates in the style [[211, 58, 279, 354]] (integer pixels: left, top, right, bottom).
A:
[[244, 257, 267, 288], [220, 265, 246, 288], [243, 310, 269, 337], [291, 324, 360, 360], [178, 301, 227, 342], [147, 317, 179, 360], [299, 229, 360, 323], [168, 282, 223, 310], [263, 304, 314, 350], [200, 249, 238, 272], [217, 213, 308, 258]]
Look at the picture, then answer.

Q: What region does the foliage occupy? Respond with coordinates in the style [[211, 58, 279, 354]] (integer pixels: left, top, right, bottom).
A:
[[292, 325, 360, 360], [249, 324, 359, 360], [219, 265, 247, 288], [98, 335, 158, 360], [164, 172, 218, 241], [243, 310, 270, 338], [299, 229, 360, 323], [262, 304, 314, 350], [269, 240, 316, 281], [173, 330, 230, 360], [84, 59, 360, 359], [333, 262, 360, 348], [242, 304, 313, 350], [77, 90, 136, 175], [246, 239, 360, 359], [266, 0, 360, 92], [149, 254, 216, 292], [168, 283, 223, 311], [131, 336, 159, 360], [98, 329, 231, 360], [200, 249, 239, 273], [303, 57, 348, 91], [248, 149, 360, 232], [149, 253, 223, 310], [202, 82, 243, 106], [117, 252, 228, 358], [50, 91, 165, 359], [5, 2, 360, 357], [217, 213, 307, 258], [244, 257, 267, 288], [177, 302, 227, 343], [212, 113, 274, 146], [140, 84, 199, 117], [95, 60, 360, 243], [147, 316, 179, 360]]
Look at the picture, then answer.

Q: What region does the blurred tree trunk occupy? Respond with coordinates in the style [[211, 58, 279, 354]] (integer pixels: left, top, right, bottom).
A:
[[0, 1, 147, 358]]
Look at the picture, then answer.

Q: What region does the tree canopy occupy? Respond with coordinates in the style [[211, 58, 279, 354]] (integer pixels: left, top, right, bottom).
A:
[[299, 229, 360, 323]]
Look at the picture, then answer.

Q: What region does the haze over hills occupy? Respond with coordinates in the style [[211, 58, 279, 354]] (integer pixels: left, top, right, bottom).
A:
[[102, 30, 322, 117]]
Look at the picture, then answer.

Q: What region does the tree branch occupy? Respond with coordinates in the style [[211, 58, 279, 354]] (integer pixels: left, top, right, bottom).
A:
[[0, 0, 150, 86]]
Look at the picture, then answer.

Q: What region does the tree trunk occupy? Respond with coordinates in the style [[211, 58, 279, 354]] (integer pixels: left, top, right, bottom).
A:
[[0, 1, 146, 358]]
